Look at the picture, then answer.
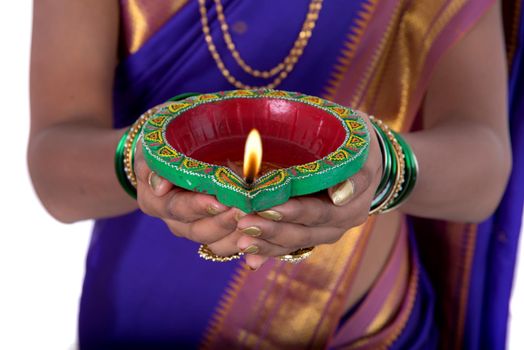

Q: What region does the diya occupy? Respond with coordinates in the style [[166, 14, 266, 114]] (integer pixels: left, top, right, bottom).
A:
[[141, 89, 370, 213]]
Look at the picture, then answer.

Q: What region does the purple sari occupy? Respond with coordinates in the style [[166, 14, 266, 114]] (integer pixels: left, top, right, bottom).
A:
[[78, 0, 523, 348]]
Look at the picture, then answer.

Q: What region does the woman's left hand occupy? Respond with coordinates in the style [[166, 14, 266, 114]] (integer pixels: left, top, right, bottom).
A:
[[236, 116, 383, 270]]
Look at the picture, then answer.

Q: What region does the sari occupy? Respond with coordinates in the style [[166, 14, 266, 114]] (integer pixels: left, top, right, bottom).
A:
[[78, 0, 524, 348]]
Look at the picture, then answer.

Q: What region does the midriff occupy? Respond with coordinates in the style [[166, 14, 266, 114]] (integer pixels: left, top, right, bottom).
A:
[[343, 211, 407, 312]]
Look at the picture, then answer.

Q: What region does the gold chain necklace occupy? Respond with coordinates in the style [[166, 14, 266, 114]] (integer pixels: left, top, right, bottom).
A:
[[199, 0, 323, 89]]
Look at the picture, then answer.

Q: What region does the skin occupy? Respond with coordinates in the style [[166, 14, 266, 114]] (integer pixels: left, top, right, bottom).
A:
[[30, 0, 510, 301]]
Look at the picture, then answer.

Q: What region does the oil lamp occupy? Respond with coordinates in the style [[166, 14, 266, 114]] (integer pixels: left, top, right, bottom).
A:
[[141, 89, 370, 213]]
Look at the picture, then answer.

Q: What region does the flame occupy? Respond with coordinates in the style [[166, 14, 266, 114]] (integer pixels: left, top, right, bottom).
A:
[[243, 129, 263, 184]]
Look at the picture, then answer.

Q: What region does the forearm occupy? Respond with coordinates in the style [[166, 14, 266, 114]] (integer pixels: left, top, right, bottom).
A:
[[28, 122, 137, 223], [400, 119, 511, 222]]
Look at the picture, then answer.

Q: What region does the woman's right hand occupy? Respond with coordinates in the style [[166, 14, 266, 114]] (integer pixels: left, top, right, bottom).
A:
[[134, 143, 244, 256]]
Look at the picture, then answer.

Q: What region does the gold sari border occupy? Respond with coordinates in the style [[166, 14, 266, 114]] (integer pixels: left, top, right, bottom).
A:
[[200, 263, 252, 350], [322, 0, 380, 102], [365, 226, 409, 335], [253, 222, 375, 349], [366, 0, 468, 132], [329, 215, 408, 347], [324, 0, 493, 135], [120, 0, 190, 55], [201, 218, 375, 349], [311, 219, 377, 347]]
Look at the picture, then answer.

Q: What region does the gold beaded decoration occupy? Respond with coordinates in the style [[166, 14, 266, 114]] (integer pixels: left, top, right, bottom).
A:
[[198, 244, 244, 262], [199, 0, 323, 89], [123, 107, 160, 188], [279, 247, 315, 263]]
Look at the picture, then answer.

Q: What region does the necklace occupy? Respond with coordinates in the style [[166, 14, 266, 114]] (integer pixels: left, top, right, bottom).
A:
[[199, 0, 323, 89]]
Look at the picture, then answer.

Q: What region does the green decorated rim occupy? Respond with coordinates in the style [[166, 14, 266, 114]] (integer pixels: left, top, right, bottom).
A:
[[142, 89, 369, 213]]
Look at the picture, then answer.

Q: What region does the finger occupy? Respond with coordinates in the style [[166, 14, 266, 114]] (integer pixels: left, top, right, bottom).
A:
[[244, 255, 270, 271], [137, 138, 230, 221], [327, 167, 375, 206], [237, 218, 343, 251], [206, 230, 244, 257], [137, 183, 225, 222], [134, 140, 172, 195], [238, 212, 315, 246], [135, 139, 231, 221], [137, 178, 230, 223], [165, 207, 241, 244], [147, 171, 173, 197], [328, 178, 356, 206], [236, 235, 290, 257], [258, 195, 334, 227], [267, 170, 374, 227]]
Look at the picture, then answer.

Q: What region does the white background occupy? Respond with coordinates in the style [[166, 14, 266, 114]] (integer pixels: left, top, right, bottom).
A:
[[0, 2, 522, 349]]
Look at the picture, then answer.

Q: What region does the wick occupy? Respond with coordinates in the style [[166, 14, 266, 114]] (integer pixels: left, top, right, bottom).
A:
[[226, 159, 255, 188], [245, 176, 255, 187]]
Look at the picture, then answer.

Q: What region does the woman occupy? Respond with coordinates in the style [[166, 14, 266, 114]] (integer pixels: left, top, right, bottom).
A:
[[28, 0, 522, 348]]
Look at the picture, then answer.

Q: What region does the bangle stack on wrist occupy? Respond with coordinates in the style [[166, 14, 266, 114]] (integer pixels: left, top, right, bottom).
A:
[[114, 106, 159, 199], [369, 116, 418, 214]]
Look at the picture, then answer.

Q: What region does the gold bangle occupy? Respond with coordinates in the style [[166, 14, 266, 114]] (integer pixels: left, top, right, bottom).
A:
[[368, 117, 405, 215], [198, 244, 244, 262], [279, 247, 315, 264], [123, 107, 160, 188]]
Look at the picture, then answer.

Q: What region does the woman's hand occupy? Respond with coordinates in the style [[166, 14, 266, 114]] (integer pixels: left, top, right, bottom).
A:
[[134, 142, 246, 257], [236, 117, 383, 269]]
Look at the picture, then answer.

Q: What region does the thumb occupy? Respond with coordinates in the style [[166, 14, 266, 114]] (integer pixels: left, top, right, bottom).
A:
[[328, 179, 355, 206]]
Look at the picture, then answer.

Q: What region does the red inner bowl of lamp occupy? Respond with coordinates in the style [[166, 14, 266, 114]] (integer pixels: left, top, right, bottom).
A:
[[165, 98, 347, 172]]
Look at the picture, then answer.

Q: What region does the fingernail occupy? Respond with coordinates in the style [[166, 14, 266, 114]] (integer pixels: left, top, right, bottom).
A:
[[206, 205, 224, 216], [148, 172, 163, 192], [242, 226, 262, 237], [330, 179, 355, 206], [242, 245, 259, 255], [258, 210, 283, 221], [235, 210, 248, 222]]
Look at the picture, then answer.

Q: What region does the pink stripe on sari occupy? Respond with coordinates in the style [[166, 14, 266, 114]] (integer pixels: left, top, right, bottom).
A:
[[330, 219, 409, 348]]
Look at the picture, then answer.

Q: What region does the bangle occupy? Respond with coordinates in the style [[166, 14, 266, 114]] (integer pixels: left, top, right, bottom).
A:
[[122, 97, 192, 190], [368, 117, 405, 215], [116, 95, 200, 199], [370, 120, 396, 209], [279, 247, 314, 263], [373, 122, 391, 196], [198, 244, 244, 262], [123, 107, 159, 189], [115, 128, 137, 198], [168, 92, 201, 102], [381, 130, 418, 212]]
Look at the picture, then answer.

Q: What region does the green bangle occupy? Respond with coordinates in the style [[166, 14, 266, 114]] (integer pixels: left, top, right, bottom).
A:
[[115, 128, 137, 199], [370, 120, 398, 212], [383, 131, 418, 210], [371, 121, 393, 197], [368, 116, 407, 215], [168, 92, 201, 102]]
